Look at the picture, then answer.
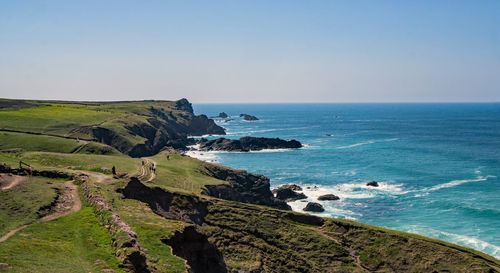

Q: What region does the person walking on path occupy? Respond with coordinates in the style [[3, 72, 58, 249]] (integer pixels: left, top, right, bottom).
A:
[[112, 166, 116, 176]]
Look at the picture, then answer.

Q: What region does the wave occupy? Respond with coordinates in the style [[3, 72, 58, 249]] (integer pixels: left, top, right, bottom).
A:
[[413, 174, 496, 197], [335, 138, 399, 149], [403, 225, 500, 259]]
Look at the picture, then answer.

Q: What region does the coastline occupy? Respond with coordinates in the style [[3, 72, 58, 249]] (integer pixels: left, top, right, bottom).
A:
[[185, 138, 500, 260]]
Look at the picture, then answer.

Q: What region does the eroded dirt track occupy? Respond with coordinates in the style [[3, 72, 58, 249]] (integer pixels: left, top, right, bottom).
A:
[[0, 181, 81, 243], [0, 174, 26, 191]]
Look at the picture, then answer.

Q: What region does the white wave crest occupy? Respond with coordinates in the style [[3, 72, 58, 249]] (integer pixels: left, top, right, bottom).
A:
[[422, 175, 496, 193], [336, 138, 399, 149]]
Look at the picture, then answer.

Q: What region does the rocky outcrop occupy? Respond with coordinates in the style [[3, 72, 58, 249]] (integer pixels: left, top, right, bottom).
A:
[[218, 112, 228, 118], [87, 99, 225, 157], [198, 137, 302, 152], [240, 114, 258, 121], [201, 163, 291, 210], [162, 226, 227, 273], [366, 181, 379, 187], [318, 194, 340, 201], [175, 98, 194, 114], [272, 184, 303, 193], [274, 188, 307, 202], [303, 202, 325, 212]]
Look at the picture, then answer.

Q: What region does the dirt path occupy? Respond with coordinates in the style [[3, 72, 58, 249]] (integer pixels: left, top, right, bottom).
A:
[[41, 181, 81, 222], [0, 174, 27, 191], [138, 158, 157, 182], [0, 181, 81, 243]]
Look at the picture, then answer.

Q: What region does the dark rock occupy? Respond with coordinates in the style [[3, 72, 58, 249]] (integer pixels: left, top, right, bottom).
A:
[[303, 202, 325, 212], [201, 163, 291, 210], [218, 112, 228, 118], [175, 98, 194, 114], [366, 181, 379, 187], [162, 226, 227, 273], [240, 114, 259, 121], [318, 194, 340, 201], [274, 188, 307, 202], [272, 184, 302, 194], [199, 137, 302, 152]]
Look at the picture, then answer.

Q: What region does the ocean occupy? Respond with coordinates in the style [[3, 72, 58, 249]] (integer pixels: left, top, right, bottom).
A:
[[192, 103, 500, 258]]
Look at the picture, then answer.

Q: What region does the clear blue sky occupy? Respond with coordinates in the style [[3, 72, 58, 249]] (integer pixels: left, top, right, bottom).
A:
[[0, 0, 499, 102]]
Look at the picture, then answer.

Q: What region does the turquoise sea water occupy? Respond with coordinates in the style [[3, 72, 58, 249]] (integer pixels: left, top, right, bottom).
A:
[[193, 103, 500, 258]]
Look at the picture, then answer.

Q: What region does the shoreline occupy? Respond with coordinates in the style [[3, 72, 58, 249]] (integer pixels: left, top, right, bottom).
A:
[[184, 147, 500, 260]]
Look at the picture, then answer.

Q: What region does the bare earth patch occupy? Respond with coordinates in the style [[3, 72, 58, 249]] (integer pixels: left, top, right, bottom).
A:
[[0, 174, 26, 191]]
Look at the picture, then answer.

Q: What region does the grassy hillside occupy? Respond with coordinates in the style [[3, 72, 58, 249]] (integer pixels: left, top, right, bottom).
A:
[[0, 99, 498, 273]]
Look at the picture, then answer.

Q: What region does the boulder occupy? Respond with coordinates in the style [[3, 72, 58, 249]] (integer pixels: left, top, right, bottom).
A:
[[317, 194, 340, 201], [274, 188, 307, 202], [272, 184, 303, 194], [240, 114, 259, 121], [303, 202, 325, 212], [366, 181, 379, 187]]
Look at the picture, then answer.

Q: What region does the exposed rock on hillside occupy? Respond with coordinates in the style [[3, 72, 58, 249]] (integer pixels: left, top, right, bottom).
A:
[[240, 114, 259, 121], [198, 136, 302, 152], [163, 226, 227, 273], [201, 163, 291, 210]]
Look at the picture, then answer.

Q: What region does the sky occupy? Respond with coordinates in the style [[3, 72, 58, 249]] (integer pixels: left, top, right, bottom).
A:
[[0, 0, 499, 103]]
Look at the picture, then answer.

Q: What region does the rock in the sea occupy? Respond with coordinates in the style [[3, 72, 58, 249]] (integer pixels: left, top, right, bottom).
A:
[[317, 194, 340, 201], [366, 181, 379, 187], [274, 188, 307, 202], [199, 137, 302, 152], [240, 114, 259, 121], [272, 184, 303, 194], [303, 202, 324, 212], [218, 112, 229, 118]]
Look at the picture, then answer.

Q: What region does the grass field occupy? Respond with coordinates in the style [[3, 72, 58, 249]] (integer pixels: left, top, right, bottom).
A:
[[0, 177, 62, 236], [0, 206, 124, 273], [148, 152, 225, 194], [0, 131, 119, 155], [0, 104, 117, 135]]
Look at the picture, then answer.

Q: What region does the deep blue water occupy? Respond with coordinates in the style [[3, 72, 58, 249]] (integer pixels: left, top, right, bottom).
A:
[[193, 103, 500, 258]]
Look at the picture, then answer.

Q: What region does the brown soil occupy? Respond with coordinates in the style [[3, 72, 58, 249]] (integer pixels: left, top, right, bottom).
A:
[[0, 174, 26, 191]]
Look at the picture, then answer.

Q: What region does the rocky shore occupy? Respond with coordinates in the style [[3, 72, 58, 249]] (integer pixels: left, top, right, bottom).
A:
[[197, 136, 302, 152]]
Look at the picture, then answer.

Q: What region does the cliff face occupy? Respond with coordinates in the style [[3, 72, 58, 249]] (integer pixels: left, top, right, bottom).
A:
[[200, 163, 291, 210], [90, 99, 225, 157]]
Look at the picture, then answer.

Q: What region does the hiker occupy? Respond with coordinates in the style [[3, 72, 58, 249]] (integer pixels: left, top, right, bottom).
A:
[[142, 160, 144, 166], [112, 166, 116, 175], [167, 155, 170, 160]]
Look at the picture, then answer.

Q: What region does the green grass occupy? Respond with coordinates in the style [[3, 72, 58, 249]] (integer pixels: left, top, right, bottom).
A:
[[0, 152, 141, 175], [0, 131, 119, 155], [0, 104, 117, 136], [149, 152, 226, 194], [0, 206, 125, 273], [0, 177, 62, 236]]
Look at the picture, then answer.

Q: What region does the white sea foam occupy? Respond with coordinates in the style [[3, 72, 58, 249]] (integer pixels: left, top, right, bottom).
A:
[[335, 138, 399, 149], [404, 226, 500, 259], [284, 181, 407, 219], [427, 176, 493, 192]]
